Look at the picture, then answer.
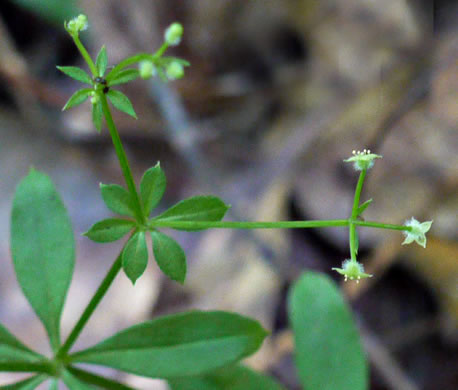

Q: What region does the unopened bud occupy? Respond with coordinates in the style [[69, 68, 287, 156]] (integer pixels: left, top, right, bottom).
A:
[[139, 61, 156, 79], [166, 62, 184, 80], [164, 23, 183, 46]]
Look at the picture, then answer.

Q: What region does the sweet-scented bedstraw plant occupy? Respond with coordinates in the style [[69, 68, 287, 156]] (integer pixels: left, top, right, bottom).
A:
[[0, 15, 432, 390]]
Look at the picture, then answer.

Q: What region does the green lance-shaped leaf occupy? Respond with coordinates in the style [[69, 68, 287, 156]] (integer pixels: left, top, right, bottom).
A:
[[100, 183, 136, 217], [108, 69, 140, 86], [62, 88, 92, 110], [106, 90, 137, 119], [288, 272, 368, 390], [56, 66, 92, 84], [0, 323, 43, 362], [70, 311, 268, 379], [84, 218, 135, 243], [168, 364, 285, 390], [122, 231, 148, 284], [11, 169, 75, 351], [91, 99, 103, 133], [0, 374, 47, 390], [48, 379, 58, 390], [61, 369, 96, 389], [153, 196, 230, 231], [140, 163, 166, 216], [356, 199, 373, 217], [95, 46, 108, 77], [151, 231, 186, 284]]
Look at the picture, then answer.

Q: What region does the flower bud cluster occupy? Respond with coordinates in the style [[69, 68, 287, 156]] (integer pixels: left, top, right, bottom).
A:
[[65, 14, 88, 35], [164, 23, 184, 46]]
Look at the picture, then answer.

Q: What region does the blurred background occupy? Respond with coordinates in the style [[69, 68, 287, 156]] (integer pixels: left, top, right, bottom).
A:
[[0, 0, 456, 389]]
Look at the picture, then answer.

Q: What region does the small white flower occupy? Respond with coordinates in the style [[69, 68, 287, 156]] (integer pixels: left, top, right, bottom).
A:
[[344, 149, 382, 171], [402, 217, 433, 248], [332, 260, 372, 283], [164, 23, 183, 46]]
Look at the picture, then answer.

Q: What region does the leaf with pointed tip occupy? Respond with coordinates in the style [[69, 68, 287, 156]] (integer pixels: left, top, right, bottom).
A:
[[57, 66, 92, 84], [106, 90, 137, 119], [140, 163, 166, 216], [84, 218, 135, 243], [0, 374, 47, 390], [288, 272, 368, 390], [108, 69, 140, 86], [168, 364, 285, 390], [62, 88, 92, 110], [70, 311, 268, 379], [66, 367, 135, 390], [61, 370, 95, 389], [153, 196, 230, 231], [11, 169, 75, 351], [100, 184, 136, 217], [91, 100, 103, 133], [151, 231, 186, 284], [0, 323, 43, 362], [95, 46, 108, 77], [356, 199, 373, 217], [122, 231, 148, 284]]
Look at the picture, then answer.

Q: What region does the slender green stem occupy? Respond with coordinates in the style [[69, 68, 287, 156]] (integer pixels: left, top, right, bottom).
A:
[[354, 220, 411, 231], [153, 42, 169, 59], [0, 361, 54, 375], [349, 169, 367, 261], [351, 170, 367, 219], [71, 34, 98, 76], [100, 94, 145, 222], [149, 219, 349, 230], [67, 367, 136, 390], [106, 53, 154, 81], [57, 252, 123, 358], [106, 42, 168, 82]]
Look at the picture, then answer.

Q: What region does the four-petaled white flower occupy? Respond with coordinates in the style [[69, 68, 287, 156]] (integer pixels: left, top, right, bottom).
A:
[[402, 217, 433, 248], [344, 149, 382, 171], [332, 260, 372, 283]]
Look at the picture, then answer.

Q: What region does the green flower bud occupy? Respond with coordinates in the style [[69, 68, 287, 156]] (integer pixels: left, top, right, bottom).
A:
[[139, 60, 156, 79], [90, 91, 99, 105], [166, 62, 184, 80], [65, 14, 89, 36], [164, 22, 183, 46], [344, 149, 382, 171]]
